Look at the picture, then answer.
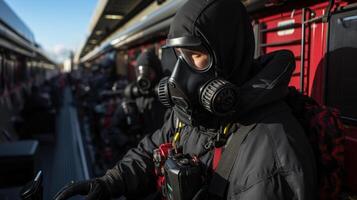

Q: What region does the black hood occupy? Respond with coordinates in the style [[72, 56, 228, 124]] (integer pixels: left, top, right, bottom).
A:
[[166, 0, 294, 127], [173, 50, 296, 126], [237, 50, 296, 118], [167, 0, 255, 86], [136, 48, 163, 80]]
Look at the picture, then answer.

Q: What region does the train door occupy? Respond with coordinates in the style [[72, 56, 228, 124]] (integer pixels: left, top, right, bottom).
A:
[[327, 7, 357, 194], [14, 54, 26, 87], [6, 54, 16, 91], [3, 53, 8, 92], [0, 51, 3, 95]]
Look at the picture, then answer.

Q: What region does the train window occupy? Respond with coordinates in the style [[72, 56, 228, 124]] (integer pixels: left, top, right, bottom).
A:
[[11, 56, 16, 88], [26, 60, 31, 81], [327, 9, 357, 122], [14, 55, 25, 84], [13, 55, 19, 85], [5, 55, 10, 89], [31, 60, 36, 78], [3, 54, 8, 90], [0, 52, 3, 94], [8, 55, 15, 89]]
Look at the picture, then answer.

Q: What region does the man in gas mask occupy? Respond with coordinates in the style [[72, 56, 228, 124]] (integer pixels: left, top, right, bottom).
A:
[[54, 0, 317, 199], [121, 48, 168, 135], [109, 49, 168, 158]]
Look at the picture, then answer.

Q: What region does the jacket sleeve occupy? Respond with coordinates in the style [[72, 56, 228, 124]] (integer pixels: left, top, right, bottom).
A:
[[101, 111, 175, 198]]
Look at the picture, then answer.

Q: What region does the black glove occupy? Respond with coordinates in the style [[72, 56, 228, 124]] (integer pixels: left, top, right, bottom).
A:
[[53, 179, 110, 200]]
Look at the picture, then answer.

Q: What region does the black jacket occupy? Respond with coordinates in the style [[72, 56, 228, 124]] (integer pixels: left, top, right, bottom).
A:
[[102, 51, 317, 199], [135, 96, 167, 135]]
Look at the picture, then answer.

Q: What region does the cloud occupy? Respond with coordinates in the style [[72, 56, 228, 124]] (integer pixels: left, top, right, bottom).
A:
[[46, 44, 74, 63], [53, 44, 67, 55]]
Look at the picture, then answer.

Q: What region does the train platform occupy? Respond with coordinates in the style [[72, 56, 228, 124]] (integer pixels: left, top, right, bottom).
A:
[[44, 87, 89, 199], [0, 87, 89, 200]]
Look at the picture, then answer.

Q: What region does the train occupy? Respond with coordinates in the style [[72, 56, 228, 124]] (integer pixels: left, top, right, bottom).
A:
[[76, 0, 357, 195], [0, 0, 58, 138]]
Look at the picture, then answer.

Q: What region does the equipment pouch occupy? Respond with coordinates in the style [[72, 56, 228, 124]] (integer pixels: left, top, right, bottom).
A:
[[163, 154, 203, 200]]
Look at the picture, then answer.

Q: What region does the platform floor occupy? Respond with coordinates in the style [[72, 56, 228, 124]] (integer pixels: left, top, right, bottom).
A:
[[0, 87, 89, 200], [45, 87, 88, 199]]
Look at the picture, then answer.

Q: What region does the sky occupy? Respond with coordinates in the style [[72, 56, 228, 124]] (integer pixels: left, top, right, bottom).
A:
[[4, 0, 98, 63]]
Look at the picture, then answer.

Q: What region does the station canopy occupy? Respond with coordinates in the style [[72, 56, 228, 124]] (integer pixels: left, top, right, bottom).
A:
[[78, 0, 154, 59], [77, 0, 292, 63]]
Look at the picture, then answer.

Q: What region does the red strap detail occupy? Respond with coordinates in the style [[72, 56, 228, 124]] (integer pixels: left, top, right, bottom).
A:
[[159, 143, 173, 157], [213, 147, 222, 171]]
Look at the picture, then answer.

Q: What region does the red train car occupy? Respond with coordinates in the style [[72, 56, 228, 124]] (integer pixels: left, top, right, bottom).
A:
[[249, 0, 357, 194]]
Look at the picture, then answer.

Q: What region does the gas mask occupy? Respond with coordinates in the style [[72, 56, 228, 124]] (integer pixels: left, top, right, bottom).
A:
[[135, 65, 154, 95], [157, 39, 239, 122]]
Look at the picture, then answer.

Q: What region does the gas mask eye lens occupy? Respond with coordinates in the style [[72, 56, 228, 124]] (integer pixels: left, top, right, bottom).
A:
[[174, 47, 211, 71]]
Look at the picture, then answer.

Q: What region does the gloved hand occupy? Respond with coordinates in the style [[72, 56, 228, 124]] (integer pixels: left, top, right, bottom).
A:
[[53, 178, 110, 200]]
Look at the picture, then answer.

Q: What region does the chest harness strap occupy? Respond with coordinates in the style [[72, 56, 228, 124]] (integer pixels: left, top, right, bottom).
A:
[[212, 123, 232, 170], [209, 123, 256, 200]]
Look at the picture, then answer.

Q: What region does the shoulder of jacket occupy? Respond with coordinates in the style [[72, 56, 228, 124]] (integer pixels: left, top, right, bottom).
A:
[[257, 119, 305, 173]]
